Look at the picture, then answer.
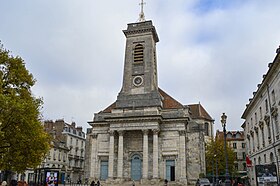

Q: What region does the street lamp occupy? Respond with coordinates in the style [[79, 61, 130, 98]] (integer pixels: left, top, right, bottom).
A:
[[221, 113, 231, 186], [215, 153, 219, 186]]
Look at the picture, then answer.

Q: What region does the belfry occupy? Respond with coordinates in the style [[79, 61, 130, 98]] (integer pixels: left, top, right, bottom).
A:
[[85, 2, 214, 185]]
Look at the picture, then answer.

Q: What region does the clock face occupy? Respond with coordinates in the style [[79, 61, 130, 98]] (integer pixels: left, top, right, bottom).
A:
[[133, 76, 143, 86]]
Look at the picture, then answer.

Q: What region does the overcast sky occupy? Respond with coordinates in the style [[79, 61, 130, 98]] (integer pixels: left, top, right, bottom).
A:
[[1, 0, 280, 132]]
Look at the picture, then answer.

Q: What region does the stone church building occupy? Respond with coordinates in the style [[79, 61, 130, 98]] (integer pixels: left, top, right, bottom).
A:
[[85, 12, 214, 186]]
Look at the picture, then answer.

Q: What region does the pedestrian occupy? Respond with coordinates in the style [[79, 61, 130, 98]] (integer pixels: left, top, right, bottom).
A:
[[11, 179, 17, 186], [1, 181, 7, 186], [164, 179, 168, 186], [96, 180, 100, 186], [90, 180, 95, 186], [233, 179, 238, 186], [132, 180, 135, 186]]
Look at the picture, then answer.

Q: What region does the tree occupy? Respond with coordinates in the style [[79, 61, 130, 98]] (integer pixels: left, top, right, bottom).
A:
[[0, 42, 51, 172], [205, 137, 236, 178]]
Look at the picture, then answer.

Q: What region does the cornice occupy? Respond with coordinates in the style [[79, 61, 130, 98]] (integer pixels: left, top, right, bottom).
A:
[[104, 115, 163, 123], [242, 50, 280, 119]]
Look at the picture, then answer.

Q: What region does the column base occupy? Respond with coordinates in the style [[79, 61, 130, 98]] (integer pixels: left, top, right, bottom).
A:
[[140, 178, 160, 185], [150, 178, 160, 185], [179, 178, 188, 185], [140, 178, 149, 184], [105, 178, 114, 184], [115, 178, 124, 184]]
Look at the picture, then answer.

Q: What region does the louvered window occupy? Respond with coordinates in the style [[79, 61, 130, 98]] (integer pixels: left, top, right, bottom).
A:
[[134, 44, 144, 63]]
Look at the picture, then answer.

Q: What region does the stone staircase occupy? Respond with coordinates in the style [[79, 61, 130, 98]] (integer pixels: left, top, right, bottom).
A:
[[98, 180, 187, 186]]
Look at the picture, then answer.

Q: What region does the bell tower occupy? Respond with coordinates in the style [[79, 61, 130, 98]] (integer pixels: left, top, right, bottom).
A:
[[116, 3, 162, 109]]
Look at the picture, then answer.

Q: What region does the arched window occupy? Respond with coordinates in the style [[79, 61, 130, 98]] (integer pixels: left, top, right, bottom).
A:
[[134, 44, 144, 63]]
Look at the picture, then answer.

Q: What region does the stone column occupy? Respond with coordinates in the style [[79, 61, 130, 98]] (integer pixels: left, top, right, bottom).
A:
[[117, 130, 124, 179], [142, 129, 149, 179], [179, 130, 187, 180], [108, 130, 115, 179], [90, 133, 98, 179], [153, 129, 159, 178]]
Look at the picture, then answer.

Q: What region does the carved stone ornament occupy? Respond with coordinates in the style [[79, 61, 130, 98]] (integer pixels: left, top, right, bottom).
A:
[[109, 130, 115, 136], [142, 129, 149, 135], [254, 126, 259, 132], [250, 130, 254, 136], [152, 129, 160, 135], [264, 114, 270, 121], [271, 106, 278, 117], [118, 130, 125, 136], [91, 133, 98, 138], [179, 130, 186, 136], [258, 120, 264, 128]]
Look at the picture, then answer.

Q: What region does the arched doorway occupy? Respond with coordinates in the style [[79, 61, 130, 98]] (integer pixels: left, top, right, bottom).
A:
[[131, 154, 142, 181]]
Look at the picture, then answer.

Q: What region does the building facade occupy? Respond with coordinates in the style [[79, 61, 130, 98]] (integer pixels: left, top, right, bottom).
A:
[[241, 46, 280, 186], [26, 120, 86, 185], [85, 16, 214, 186], [216, 130, 247, 178]]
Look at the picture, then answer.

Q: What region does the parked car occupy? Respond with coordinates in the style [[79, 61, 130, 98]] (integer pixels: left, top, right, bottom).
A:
[[196, 178, 211, 186]]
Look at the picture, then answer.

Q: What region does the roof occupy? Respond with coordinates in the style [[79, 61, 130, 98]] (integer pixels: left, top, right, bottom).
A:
[[101, 88, 184, 113], [188, 103, 214, 121], [216, 130, 245, 141], [158, 88, 184, 109]]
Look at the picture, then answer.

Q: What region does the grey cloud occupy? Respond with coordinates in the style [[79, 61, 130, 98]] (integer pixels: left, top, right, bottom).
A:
[[1, 0, 280, 131]]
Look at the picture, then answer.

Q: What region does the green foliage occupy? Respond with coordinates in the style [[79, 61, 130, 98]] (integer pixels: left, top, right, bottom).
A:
[[0, 42, 51, 172], [199, 173, 206, 178], [205, 137, 236, 177]]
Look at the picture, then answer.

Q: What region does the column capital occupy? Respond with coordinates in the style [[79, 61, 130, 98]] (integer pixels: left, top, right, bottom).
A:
[[179, 130, 186, 136], [109, 130, 115, 136], [91, 133, 98, 138], [152, 129, 160, 135], [118, 130, 125, 136], [142, 129, 149, 135]]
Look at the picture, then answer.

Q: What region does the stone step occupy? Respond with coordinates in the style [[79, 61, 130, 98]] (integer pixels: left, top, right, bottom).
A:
[[95, 180, 184, 186]]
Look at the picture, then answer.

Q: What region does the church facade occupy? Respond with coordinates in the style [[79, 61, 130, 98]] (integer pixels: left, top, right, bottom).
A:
[[85, 19, 214, 186]]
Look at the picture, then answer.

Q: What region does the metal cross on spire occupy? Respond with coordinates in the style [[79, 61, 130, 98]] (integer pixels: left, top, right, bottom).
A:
[[138, 0, 146, 22]]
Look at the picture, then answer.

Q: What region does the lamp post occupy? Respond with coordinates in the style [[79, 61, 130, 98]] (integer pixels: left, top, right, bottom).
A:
[[215, 154, 219, 186], [221, 113, 231, 186]]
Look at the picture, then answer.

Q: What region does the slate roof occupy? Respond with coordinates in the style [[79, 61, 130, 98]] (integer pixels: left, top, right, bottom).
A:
[[101, 89, 213, 122], [216, 130, 245, 141]]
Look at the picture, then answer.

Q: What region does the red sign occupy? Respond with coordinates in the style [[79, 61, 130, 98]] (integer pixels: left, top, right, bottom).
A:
[[246, 155, 252, 167]]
